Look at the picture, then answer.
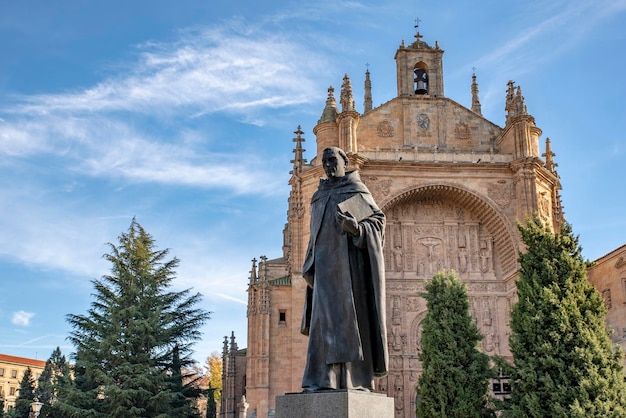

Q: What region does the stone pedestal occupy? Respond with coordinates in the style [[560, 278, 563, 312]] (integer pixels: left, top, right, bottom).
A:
[[275, 390, 394, 418]]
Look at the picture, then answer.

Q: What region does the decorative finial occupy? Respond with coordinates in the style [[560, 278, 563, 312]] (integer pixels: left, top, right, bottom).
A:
[[471, 69, 482, 115], [414, 18, 423, 41]]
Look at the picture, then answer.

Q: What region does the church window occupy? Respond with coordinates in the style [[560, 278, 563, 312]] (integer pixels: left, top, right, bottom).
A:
[[414, 63, 428, 95]]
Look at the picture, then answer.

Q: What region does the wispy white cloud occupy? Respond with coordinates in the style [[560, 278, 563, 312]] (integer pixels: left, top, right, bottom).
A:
[[0, 18, 330, 195], [12, 310, 35, 326], [5, 22, 324, 117]]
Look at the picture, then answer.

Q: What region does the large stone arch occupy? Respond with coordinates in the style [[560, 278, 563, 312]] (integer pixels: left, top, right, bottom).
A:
[[379, 182, 520, 278]]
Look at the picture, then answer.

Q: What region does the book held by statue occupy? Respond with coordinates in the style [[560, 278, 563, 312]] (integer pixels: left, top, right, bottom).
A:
[[337, 194, 374, 222]]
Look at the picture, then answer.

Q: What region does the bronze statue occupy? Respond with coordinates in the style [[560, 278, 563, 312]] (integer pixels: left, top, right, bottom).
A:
[[301, 146, 388, 392]]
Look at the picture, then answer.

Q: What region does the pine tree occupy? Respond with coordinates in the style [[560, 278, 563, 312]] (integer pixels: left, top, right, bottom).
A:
[[416, 271, 494, 418], [13, 367, 35, 418], [58, 219, 210, 417], [506, 217, 626, 417]]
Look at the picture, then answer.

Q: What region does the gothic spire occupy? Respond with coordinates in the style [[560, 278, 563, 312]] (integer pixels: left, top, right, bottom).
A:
[[340, 74, 355, 112], [471, 69, 482, 115], [288, 126, 305, 220], [505, 80, 528, 122], [364, 66, 373, 113], [290, 125, 307, 177], [318, 86, 338, 124], [542, 137, 558, 174], [222, 335, 229, 356], [248, 258, 258, 286], [230, 331, 238, 351]]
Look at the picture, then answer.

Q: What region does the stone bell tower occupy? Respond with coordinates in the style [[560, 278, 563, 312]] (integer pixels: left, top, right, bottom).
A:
[[394, 25, 444, 98]]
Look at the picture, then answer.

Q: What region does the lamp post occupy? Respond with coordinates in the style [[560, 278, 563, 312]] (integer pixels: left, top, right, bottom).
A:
[[29, 398, 43, 418]]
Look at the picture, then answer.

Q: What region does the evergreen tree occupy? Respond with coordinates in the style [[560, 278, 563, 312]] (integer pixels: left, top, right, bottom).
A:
[[168, 345, 202, 417], [416, 271, 494, 418], [13, 367, 35, 418], [58, 219, 210, 417], [35, 347, 71, 417], [206, 387, 217, 418], [506, 217, 626, 417]]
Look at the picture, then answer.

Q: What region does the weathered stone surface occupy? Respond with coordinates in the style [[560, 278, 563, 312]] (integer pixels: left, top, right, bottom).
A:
[[275, 390, 394, 418]]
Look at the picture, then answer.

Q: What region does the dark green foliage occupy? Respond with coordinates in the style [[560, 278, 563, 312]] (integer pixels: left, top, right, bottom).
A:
[[35, 347, 71, 417], [168, 345, 202, 417], [58, 219, 210, 417], [206, 387, 217, 418], [416, 271, 494, 418], [13, 367, 35, 418], [506, 217, 626, 417]]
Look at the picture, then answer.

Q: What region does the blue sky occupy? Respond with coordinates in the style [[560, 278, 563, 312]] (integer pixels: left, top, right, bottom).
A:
[[1, 0, 625, 365]]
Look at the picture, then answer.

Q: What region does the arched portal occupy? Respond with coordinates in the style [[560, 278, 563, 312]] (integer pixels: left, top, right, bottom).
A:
[[380, 183, 519, 280]]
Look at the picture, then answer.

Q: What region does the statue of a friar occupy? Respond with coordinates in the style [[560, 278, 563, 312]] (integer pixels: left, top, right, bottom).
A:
[[301, 146, 388, 392]]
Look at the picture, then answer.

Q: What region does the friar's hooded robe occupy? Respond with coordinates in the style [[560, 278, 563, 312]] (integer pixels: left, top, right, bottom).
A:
[[301, 170, 388, 387]]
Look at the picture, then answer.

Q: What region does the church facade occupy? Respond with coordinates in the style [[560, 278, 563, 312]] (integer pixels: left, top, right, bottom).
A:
[[220, 28, 621, 418]]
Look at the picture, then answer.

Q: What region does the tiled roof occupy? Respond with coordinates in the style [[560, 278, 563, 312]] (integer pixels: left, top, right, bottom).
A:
[[0, 353, 46, 368]]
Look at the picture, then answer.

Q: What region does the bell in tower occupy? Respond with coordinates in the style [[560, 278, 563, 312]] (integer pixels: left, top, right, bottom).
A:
[[394, 23, 445, 98], [414, 67, 428, 95]]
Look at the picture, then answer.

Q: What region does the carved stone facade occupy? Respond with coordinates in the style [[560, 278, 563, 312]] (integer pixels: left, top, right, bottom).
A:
[[221, 27, 624, 418]]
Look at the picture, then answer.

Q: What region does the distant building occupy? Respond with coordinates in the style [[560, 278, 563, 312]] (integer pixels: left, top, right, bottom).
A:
[[587, 245, 626, 357], [0, 353, 46, 413], [221, 26, 624, 418]]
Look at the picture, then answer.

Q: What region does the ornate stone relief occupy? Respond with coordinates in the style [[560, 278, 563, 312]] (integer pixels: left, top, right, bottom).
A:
[[455, 121, 471, 139], [417, 113, 430, 131], [377, 120, 394, 137], [538, 191, 551, 222], [471, 297, 500, 355], [394, 374, 404, 412], [370, 177, 392, 199], [603, 289, 612, 309], [406, 295, 422, 312], [488, 181, 514, 208], [384, 200, 497, 279]]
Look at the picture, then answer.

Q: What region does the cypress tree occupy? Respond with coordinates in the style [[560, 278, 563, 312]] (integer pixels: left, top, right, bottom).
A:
[[35, 346, 71, 417], [416, 271, 494, 418], [58, 219, 210, 417], [506, 217, 626, 417], [13, 367, 35, 418]]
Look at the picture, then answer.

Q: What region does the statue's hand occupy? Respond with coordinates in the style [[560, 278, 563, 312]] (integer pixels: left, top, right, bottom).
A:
[[336, 211, 359, 236]]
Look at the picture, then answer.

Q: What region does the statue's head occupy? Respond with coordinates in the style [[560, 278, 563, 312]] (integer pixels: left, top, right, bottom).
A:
[[322, 147, 348, 181]]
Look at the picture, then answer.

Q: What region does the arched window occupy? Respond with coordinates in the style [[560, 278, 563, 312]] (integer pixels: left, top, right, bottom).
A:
[[414, 63, 428, 95]]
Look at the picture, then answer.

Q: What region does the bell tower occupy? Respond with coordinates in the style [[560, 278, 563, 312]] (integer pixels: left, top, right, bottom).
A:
[[394, 21, 444, 98]]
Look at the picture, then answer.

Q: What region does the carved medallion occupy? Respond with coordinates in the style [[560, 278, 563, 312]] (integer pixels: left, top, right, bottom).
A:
[[455, 121, 470, 139], [488, 181, 513, 208], [417, 113, 430, 130], [377, 120, 394, 137], [374, 178, 392, 197]]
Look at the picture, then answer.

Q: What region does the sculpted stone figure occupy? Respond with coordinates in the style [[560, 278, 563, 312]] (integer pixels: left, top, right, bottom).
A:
[[300, 147, 388, 392]]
